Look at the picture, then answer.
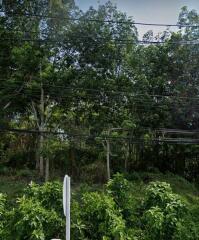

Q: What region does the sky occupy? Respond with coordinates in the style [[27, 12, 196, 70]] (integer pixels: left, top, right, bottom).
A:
[[75, 0, 199, 38]]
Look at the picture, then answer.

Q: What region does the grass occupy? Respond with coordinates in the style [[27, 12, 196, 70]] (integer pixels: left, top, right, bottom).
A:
[[0, 171, 199, 205], [0, 175, 28, 201], [138, 172, 199, 204]]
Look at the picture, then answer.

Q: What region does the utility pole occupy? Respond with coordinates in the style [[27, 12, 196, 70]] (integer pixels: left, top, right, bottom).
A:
[[104, 128, 123, 180]]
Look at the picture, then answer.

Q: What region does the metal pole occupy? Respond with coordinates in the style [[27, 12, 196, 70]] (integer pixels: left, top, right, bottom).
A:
[[66, 176, 70, 240], [63, 175, 71, 240]]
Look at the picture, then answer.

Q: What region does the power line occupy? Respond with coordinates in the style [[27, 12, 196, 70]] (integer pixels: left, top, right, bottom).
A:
[[156, 128, 199, 135], [0, 90, 198, 110], [0, 26, 198, 46], [1, 82, 199, 113], [1, 95, 199, 115], [1, 81, 199, 102], [0, 10, 198, 28], [1, 91, 199, 113], [0, 30, 198, 46], [0, 36, 198, 45], [1, 127, 199, 144]]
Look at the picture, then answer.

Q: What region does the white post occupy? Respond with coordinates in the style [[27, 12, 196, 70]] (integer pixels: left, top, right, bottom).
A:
[[63, 175, 71, 240]]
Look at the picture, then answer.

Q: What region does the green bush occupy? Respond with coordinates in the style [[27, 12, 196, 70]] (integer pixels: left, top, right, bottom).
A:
[[173, 218, 199, 240], [24, 181, 63, 213], [106, 173, 137, 226], [0, 178, 198, 240], [143, 206, 164, 239], [0, 193, 6, 217], [106, 173, 131, 208], [1, 182, 64, 239], [5, 197, 64, 240], [144, 181, 173, 208], [80, 192, 126, 240], [142, 181, 188, 240], [0, 194, 6, 238], [71, 200, 86, 240]]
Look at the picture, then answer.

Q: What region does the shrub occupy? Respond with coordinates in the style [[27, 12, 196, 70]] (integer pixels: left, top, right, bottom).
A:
[[71, 200, 86, 240], [24, 181, 63, 213], [144, 206, 164, 239], [142, 181, 187, 240], [106, 173, 131, 208], [106, 173, 136, 225], [0, 194, 6, 238], [1, 182, 64, 239], [144, 181, 173, 209], [0, 193, 6, 217], [5, 196, 64, 240], [1, 178, 198, 240], [173, 218, 199, 240], [80, 192, 126, 240]]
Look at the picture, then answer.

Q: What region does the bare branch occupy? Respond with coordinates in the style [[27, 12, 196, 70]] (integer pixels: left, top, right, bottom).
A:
[[31, 101, 40, 129]]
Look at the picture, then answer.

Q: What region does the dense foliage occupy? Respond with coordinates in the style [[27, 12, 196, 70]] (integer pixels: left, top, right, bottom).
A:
[[0, 1, 199, 239], [0, 1, 198, 182], [0, 174, 199, 240]]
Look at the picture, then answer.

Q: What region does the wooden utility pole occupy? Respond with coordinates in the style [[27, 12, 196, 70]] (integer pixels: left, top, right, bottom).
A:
[[103, 128, 122, 180]]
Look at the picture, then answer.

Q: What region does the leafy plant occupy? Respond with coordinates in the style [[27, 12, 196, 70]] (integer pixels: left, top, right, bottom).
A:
[[24, 181, 63, 213], [106, 173, 135, 225], [80, 191, 126, 240], [106, 173, 131, 207], [142, 181, 187, 240], [5, 196, 64, 240], [0, 194, 6, 238]]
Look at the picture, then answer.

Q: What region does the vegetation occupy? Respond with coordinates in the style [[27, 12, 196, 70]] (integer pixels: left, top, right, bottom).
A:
[[0, 1, 198, 182], [0, 173, 199, 240], [0, 0, 199, 239]]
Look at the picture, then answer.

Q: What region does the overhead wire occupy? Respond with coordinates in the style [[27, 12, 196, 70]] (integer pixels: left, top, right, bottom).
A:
[[0, 127, 199, 145], [0, 85, 199, 112], [0, 89, 198, 110], [0, 10, 198, 28], [0, 80, 199, 102], [0, 36, 198, 45], [0, 9, 199, 145], [1, 96, 199, 114], [0, 27, 198, 46]]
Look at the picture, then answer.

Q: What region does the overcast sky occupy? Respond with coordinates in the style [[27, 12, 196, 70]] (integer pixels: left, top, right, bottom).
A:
[[75, 0, 199, 38]]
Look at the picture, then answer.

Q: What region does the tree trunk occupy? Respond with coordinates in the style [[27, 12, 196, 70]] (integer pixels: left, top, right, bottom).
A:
[[70, 147, 76, 178], [45, 157, 49, 182], [35, 137, 40, 170], [124, 142, 129, 172], [39, 133, 44, 176], [106, 140, 110, 180], [39, 83, 45, 177]]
